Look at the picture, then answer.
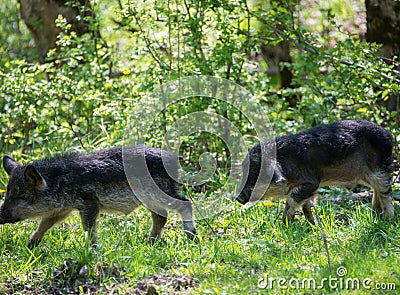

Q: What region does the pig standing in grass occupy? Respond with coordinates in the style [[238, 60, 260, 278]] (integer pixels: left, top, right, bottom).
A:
[[0, 145, 197, 249], [235, 120, 395, 223]]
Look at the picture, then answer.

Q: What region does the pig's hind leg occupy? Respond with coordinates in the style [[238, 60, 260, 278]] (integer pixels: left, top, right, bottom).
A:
[[283, 182, 319, 224], [168, 197, 197, 240], [148, 192, 197, 239], [363, 170, 394, 219], [301, 193, 318, 224], [176, 200, 197, 240], [153, 174, 197, 239], [158, 180, 197, 239], [180, 200, 197, 240]]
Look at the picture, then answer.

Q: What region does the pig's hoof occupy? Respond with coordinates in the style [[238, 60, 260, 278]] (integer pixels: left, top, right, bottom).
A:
[[148, 237, 166, 245], [380, 211, 394, 220], [372, 205, 394, 220], [185, 231, 199, 243], [307, 219, 316, 225], [90, 243, 100, 250], [235, 195, 247, 205], [27, 239, 40, 249], [304, 215, 315, 225], [281, 215, 295, 225]]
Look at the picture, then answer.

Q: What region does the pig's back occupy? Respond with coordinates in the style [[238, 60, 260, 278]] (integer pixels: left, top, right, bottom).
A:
[[34, 145, 180, 185], [276, 120, 393, 172]]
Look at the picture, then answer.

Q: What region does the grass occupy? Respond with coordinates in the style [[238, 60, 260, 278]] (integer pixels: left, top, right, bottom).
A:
[[0, 187, 399, 294]]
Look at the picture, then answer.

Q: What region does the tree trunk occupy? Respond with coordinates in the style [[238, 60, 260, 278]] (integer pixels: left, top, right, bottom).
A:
[[261, 41, 300, 107], [365, 0, 400, 113], [18, 0, 97, 61], [258, 0, 300, 107], [365, 0, 400, 60]]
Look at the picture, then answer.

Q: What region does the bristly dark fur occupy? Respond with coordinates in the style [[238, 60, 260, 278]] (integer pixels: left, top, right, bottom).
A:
[[236, 120, 395, 223], [0, 145, 197, 248], [26, 146, 186, 199], [275, 120, 394, 175]]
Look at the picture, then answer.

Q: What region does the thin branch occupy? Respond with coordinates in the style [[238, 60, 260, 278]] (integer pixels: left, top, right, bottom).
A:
[[312, 206, 331, 270], [243, 7, 400, 84], [129, 5, 166, 72], [111, 18, 139, 34], [117, 0, 123, 10]]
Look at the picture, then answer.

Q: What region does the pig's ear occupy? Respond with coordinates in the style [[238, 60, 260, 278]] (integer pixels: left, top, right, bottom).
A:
[[3, 155, 20, 175], [272, 166, 286, 183], [24, 165, 46, 189]]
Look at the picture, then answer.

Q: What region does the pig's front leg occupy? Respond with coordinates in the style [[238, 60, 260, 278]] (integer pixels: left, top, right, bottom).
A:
[[28, 209, 73, 249], [282, 182, 319, 224], [78, 192, 100, 246]]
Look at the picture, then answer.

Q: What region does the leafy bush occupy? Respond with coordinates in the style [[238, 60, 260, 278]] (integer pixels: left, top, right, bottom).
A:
[[0, 0, 398, 163]]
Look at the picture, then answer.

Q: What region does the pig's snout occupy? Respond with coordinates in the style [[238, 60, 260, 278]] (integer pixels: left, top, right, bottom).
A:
[[235, 194, 248, 205]]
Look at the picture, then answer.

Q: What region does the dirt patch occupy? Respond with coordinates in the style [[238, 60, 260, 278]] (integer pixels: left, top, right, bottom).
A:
[[3, 260, 123, 294], [3, 260, 198, 295], [46, 259, 123, 294], [127, 273, 198, 295], [3, 259, 103, 294]]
